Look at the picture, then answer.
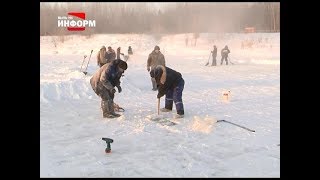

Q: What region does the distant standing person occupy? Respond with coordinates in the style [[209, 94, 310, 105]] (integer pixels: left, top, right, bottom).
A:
[[211, 45, 217, 66], [220, 45, 230, 65], [147, 45, 166, 91], [128, 46, 133, 55], [116, 47, 124, 59], [97, 46, 107, 67], [105, 46, 116, 63]]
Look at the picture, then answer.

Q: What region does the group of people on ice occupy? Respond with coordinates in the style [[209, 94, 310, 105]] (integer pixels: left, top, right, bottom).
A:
[[91, 45, 185, 119], [209, 45, 231, 66], [96, 46, 133, 67]]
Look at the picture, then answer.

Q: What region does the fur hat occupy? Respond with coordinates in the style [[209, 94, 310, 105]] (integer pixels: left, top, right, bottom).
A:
[[118, 60, 127, 70], [150, 66, 163, 78]]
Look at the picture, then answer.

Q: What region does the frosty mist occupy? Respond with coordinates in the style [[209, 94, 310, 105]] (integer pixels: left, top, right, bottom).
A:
[[40, 2, 280, 178]]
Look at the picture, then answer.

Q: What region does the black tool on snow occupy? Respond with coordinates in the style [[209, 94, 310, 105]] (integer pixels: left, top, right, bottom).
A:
[[102, 137, 114, 153]]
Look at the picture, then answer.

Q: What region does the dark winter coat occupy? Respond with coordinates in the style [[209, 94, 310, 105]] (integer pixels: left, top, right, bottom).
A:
[[221, 47, 230, 58], [90, 59, 124, 95], [211, 47, 217, 58], [150, 65, 183, 98]]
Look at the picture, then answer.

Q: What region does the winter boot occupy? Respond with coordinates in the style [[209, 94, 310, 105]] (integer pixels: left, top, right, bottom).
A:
[[110, 112, 121, 117], [160, 108, 172, 112], [174, 109, 184, 119], [174, 114, 184, 119], [108, 100, 121, 117], [103, 113, 118, 118], [102, 100, 121, 118]]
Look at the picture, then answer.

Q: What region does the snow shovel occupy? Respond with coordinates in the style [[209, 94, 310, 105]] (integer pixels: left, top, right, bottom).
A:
[[228, 57, 234, 65], [80, 55, 87, 72], [157, 98, 160, 115], [83, 50, 93, 75], [205, 52, 211, 66]]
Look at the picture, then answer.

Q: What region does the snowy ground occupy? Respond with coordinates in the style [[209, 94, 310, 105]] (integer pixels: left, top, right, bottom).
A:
[[40, 33, 280, 177]]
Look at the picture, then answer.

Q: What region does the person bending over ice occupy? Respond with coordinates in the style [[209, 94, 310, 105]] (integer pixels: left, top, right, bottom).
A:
[[90, 59, 128, 118], [150, 65, 185, 119]]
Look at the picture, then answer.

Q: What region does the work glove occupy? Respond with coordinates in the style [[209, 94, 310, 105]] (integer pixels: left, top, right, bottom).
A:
[[110, 88, 116, 94]]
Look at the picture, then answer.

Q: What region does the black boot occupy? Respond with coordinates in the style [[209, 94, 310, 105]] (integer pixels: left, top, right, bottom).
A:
[[110, 112, 121, 117], [103, 113, 118, 118]]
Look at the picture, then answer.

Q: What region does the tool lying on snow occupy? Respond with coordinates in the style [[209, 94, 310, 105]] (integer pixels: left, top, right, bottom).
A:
[[102, 137, 113, 153], [217, 119, 255, 132]]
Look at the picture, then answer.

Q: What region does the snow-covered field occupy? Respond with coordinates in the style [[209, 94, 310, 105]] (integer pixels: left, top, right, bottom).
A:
[[40, 33, 280, 177]]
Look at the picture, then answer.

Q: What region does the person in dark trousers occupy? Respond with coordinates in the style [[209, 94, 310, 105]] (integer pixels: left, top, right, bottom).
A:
[[150, 65, 185, 119], [90, 59, 128, 118], [220, 45, 230, 65], [211, 45, 217, 66], [128, 46, 133, 55]]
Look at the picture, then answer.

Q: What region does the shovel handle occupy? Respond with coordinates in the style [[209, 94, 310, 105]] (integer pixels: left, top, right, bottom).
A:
[[157, 98, 160, 115]]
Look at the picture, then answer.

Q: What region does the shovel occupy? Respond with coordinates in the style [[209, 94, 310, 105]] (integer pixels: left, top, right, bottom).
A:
[[80, 55, 87, 72], [205, 52, 211, 66], [83, 50, 93, 75], [157, 98, 160, 115]]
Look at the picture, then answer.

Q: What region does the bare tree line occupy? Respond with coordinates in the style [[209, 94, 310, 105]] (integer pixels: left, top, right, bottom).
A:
[[40, 2, 280, 36]]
